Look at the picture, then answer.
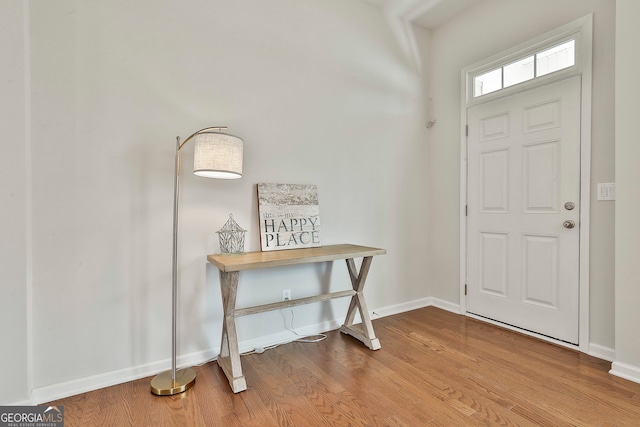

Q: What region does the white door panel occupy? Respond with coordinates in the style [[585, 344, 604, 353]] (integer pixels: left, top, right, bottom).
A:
[[467, 76, 581, 344]]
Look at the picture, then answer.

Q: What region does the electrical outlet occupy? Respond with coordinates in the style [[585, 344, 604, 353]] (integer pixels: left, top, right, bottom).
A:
[[282, 289, 291, 301]]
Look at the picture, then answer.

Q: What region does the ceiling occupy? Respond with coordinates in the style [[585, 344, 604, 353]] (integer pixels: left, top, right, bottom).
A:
[[362, 0, 483, 29]]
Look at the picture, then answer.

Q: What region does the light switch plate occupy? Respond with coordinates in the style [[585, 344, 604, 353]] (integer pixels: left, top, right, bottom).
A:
[[597, 183, 615, 201]]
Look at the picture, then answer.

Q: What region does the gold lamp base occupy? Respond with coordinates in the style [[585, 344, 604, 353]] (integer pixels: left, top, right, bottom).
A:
[[150, 368, 196, 396]]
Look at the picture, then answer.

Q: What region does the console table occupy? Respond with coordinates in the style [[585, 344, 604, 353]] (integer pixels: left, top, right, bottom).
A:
[[207, 244, 386, 393]]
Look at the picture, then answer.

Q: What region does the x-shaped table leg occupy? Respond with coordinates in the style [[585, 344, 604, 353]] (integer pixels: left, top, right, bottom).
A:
[[339, 256, 381, 350], [217, 270, 247, 393]]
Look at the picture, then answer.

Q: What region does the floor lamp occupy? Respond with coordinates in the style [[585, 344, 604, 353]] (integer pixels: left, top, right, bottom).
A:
[[150, 126, 243, 396]]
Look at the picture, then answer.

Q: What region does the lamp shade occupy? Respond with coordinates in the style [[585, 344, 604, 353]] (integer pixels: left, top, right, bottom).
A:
[[193, 132, 243, 179]]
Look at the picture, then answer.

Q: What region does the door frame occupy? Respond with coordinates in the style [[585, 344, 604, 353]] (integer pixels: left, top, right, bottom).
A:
[[459, 15, 593, 353]]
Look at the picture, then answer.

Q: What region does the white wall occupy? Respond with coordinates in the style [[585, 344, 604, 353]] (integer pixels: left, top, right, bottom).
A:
[[1, 0, 430, 403], [0, 1, 30, 404], [424, 0, 616, 351], [613, 0, 640, 380]]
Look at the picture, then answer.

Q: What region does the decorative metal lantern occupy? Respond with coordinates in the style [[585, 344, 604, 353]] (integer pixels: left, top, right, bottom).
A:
[[217, 213, 247, 254]]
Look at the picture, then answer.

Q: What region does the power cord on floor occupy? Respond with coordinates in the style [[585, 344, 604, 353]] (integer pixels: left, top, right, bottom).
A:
[[241, 308, 326, 356], [241, 342, 280, 356], [187, 308, 329, 364], [285, 308, 327, 343]]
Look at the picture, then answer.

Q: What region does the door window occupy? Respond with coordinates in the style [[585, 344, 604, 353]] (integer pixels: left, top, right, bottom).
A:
[[473, 40, 575, 98]]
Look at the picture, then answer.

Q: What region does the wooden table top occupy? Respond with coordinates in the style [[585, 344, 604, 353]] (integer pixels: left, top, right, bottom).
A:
[[207, 244, 386, 272]]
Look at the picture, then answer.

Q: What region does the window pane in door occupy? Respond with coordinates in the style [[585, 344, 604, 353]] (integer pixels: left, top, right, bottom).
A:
[[504, 56, 534, 88], [474, 68, 502, 97], [536, 40, 575, 77]]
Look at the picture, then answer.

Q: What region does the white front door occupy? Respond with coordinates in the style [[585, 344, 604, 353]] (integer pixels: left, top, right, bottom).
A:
[[466, 76, 581, 344]]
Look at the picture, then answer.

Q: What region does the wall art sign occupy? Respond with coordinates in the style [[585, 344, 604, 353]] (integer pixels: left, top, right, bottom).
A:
[[257, 183, 321, 251]]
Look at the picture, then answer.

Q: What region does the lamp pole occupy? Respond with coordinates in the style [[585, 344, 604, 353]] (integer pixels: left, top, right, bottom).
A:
[[151, 126, 242, 395]]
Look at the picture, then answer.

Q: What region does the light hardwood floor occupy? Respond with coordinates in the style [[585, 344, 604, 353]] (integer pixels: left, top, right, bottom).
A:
[[47, 307, 640, 426]]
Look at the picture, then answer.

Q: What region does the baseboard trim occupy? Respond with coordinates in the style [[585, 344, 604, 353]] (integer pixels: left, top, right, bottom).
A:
[[31, 348, 215, 405], [28, 297, 622, 405], [370, 297, 461, 320], [428, 297, 462, 314], [27, 300, 436, 405], [588, 343, 615, 362], [610, 361, 640, 385], [369, 297, 432, 319], [29, 318, 345, 405]]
